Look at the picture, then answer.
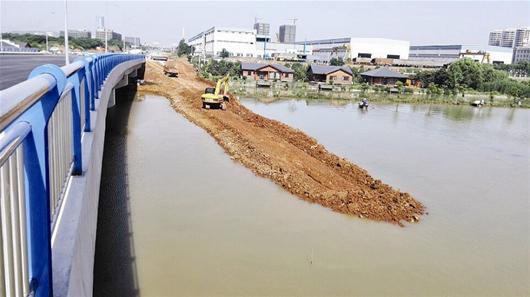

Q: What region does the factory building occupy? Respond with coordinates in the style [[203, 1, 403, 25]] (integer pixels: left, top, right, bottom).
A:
[[409, 44, 513, 64], [298, 37, 409, 63], [188, 26, 257, 58]]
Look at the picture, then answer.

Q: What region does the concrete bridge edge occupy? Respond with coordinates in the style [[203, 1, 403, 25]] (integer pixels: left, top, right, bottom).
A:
[[50, 59, 145, 297]]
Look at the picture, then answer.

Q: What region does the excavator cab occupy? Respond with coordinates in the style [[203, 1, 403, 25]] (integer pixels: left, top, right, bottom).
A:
[[201, 75, 230, 110]]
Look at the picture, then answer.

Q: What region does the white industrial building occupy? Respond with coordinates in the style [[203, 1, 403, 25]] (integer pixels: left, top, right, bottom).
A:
[[296, 37, 410, 63], [187, 26, 257, 58], [255, 41, 312, 59], [409, 44, 513, 64]]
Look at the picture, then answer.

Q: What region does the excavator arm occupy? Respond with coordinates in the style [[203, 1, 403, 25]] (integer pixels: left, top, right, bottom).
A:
[[214, 74, 230, 96]]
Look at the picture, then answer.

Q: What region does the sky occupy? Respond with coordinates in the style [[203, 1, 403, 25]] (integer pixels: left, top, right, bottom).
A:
[[1, 0, 529, 47]]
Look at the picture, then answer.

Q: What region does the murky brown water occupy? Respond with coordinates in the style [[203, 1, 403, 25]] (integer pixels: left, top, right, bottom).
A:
[[96, 94, 529, 296]]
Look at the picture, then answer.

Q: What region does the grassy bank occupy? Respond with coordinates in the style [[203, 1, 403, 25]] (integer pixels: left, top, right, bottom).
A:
[[230, 80, 529, 108]]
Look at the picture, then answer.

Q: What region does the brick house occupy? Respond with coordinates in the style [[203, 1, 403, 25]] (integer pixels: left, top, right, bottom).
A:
[[241, 63, 294, 81], [307, 65, 353, 85]]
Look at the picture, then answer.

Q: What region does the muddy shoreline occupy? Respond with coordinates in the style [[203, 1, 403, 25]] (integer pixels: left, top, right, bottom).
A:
[[138, 59, 425, 226]]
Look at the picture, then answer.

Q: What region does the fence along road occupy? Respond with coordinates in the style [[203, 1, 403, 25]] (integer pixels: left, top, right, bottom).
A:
[[0, 53, 145, 297]]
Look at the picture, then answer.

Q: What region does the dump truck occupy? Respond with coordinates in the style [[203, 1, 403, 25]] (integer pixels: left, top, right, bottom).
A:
[[201, 74, 230, 109], [163, 60, 179, 77]]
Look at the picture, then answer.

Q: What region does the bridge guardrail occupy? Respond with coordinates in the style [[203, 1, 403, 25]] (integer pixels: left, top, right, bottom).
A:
[[0, 53, 144, 297]]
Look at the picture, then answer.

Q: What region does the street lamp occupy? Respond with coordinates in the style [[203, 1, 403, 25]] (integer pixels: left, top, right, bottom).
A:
[[64, 0, 70, 64]]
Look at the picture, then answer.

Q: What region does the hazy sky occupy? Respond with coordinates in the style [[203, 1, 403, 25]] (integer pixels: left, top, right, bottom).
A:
[[1, 1, 529, 46]]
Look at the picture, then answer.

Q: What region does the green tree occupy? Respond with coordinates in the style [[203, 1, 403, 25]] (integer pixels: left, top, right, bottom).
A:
[[395, 81, 404, 93], [220, 48, 230, 58], [289, 62, 308, 81], [329, 57, 344, 66], [176, 39, 191, 57]]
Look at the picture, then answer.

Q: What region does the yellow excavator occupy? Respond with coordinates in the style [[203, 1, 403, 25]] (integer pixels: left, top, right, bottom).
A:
[[201, 74, 230, 109]]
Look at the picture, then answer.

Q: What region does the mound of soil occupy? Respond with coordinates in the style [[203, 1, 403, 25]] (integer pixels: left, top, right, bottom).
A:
[[139, 59, 424, 226]]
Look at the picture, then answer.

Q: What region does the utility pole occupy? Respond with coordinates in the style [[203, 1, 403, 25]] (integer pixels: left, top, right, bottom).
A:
[[46, 32, 49, 52], [105, 28, 108, 53], [64, 0, 70, 64]]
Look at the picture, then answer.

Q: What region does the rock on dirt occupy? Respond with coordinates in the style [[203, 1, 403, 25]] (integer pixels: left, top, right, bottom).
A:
[[139, 58, 424, 226]]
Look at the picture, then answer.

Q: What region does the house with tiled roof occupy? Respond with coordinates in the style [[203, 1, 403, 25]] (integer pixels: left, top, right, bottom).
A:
[[241, 63, 294, 81], [307, 64, 353, 85]]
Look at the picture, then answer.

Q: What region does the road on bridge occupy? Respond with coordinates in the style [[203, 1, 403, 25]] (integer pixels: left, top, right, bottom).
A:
[[0, 54, 72, 90]]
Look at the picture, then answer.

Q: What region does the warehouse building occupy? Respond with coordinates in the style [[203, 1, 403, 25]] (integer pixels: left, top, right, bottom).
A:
[[297, 37, 410, 63], [188, 26, 257, 58], [409, 44, 513, 64]]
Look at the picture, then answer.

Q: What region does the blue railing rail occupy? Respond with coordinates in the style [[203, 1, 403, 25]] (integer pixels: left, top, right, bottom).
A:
[[0, 53, 144, 297]]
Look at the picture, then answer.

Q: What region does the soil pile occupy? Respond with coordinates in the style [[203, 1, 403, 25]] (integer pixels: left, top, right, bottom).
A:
[[139, 59, 424, 226]]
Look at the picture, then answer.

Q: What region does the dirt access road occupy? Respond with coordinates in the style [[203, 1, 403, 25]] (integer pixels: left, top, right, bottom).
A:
[[139, 58, 424, 226]]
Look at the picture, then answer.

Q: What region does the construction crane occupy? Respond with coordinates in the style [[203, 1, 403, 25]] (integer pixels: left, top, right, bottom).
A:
[[459, 50, 491, 64], [288, 18, 298, 26], [201, 74, 230, 110]]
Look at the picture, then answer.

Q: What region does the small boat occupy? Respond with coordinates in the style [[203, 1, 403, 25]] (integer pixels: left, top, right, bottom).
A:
[[471, 99, 485, 107], [358, 99, 369, 109]]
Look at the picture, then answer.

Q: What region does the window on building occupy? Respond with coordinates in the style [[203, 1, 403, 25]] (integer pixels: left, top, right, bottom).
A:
[[343, 76, 350, 81], [329, 76, 336, 80], [387, 54, 400, 59], [358, 53, 372, 58]]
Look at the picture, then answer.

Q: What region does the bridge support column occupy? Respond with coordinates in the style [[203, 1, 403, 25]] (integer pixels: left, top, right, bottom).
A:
[[108, 89, 116, 108], [107, 75, 129, 108]]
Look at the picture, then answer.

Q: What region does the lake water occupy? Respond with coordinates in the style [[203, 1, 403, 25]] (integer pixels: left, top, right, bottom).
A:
[[94, 93, 529, 297]]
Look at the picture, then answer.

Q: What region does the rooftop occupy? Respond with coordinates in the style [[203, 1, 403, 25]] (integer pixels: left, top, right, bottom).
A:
[[360, 67, 408, 78], [309, 64, 353, 75], [241, 63, 294, 73]]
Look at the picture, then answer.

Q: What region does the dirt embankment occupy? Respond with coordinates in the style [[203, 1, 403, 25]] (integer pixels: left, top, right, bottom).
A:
[[139, 59, 425, 226]]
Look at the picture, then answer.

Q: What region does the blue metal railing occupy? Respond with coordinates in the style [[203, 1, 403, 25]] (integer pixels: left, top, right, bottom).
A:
[[0, 53, 144, 297]]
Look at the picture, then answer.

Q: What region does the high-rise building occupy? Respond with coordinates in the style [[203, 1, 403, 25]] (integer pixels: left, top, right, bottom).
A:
[[253, 22, 270, 36], [512, 46, 530, 63], [514, 27, 530, 47], [279, 24, 296, 43], [60, 29, 91, 39], [95, 28, 122, 41], [488, 30, 502, 46], [124, 36, 141, 47], [501, 28, 516, 48], [97, 16, 105, 29]]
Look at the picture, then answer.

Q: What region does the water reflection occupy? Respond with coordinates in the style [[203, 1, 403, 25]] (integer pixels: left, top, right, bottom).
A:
[[96, 94, 529, 297], [245, 97, 523, 125], [94, 84, 140, 297]]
